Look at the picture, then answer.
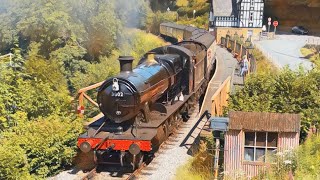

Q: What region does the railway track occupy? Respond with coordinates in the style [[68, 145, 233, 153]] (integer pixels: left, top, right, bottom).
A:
[[80, 167, 97, 180], [125, 162, 146, 180], [77, 104, 203, 180]]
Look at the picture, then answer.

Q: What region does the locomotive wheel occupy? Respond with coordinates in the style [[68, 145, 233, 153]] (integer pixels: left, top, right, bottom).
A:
[[175, 112, 182, 128], [131, 153, 144, 170], [163, 121, 169, 140]]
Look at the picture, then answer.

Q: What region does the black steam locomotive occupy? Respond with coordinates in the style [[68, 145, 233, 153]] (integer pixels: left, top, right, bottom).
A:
[[77, 23, 216, 169]]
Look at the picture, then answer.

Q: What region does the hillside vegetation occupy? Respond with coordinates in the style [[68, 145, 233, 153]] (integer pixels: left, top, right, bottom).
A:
[[0, 0, 166, 178]]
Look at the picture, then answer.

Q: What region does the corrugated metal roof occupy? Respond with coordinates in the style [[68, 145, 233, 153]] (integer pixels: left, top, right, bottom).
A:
[[228, 111, 301, 132]]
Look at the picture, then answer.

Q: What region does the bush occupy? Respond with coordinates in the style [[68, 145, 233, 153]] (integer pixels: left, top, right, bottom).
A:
[[0, 115, 83, 179], [70, 29, 167, 91], [175, 136, 214, 180], [259, 135, 320, 179], [295, 135, 320, 178]]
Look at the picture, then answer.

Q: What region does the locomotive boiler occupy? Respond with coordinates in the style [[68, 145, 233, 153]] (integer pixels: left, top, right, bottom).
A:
[[77, 23, 216, 170], [97, 53, 183, 124]]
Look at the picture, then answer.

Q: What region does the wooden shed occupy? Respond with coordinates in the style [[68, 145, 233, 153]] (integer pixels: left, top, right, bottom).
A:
[[223, 111, 301, 179]]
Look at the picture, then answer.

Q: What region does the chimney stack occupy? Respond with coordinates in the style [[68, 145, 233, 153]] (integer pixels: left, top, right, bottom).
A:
[[118, 56, 134, 72]]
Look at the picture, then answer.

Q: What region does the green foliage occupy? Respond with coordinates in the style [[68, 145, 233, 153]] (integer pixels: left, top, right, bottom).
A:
[[295, 135, 320, 178], [176, 0, 189, 7], [177, 0, 209, 17], [251, 48, 278, 75], [0, 115, 83, 179], [260, 135, 320, 179], [301, 44, 320, 67], [177, 13, 209, 29], [70, 30, 167, 90], [129, 30, 167, 64], [146, 11, 178, 34], [175, 161, 204, 180], [25, 42, 68, 93], [228, 67, 320, 140], [175, 136, 215, 180], [0, 0, 168, 178]]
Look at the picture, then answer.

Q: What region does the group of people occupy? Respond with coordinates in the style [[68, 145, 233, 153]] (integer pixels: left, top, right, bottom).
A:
[[239, 55, 249, 77]]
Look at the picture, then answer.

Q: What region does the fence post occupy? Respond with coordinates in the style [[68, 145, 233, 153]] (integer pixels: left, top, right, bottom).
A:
[[78, 92, 84, 118], [213, 138, 220, 180], [240, 44, 243, 59], [226, 37, 229, 49]]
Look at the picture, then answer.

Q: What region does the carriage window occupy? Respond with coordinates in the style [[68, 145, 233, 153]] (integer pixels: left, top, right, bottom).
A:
[[244, 132, 278, 162]]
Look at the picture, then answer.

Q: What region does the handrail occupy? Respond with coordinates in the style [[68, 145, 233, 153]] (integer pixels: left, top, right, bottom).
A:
[[77, 81, 104, 118]]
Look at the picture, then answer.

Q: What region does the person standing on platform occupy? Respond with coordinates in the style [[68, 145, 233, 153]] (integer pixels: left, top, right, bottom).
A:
[[240, 55, 249, 77]]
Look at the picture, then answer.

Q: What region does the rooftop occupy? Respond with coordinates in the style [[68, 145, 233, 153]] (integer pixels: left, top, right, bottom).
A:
[[228, 111, 301, 132]]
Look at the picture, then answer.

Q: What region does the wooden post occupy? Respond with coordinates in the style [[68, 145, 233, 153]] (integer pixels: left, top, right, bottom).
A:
[[234, 40, 237, 53], [78, 92, 84, 118], [226, 37, 229, 49], [213, 138, 220, 180], [240, 44, 243, 60]]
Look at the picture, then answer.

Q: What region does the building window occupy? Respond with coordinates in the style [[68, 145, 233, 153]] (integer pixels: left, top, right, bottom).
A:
[[244, 132, 278, 162], [251, 0, 254, 6], [249, 12, 253, 21]]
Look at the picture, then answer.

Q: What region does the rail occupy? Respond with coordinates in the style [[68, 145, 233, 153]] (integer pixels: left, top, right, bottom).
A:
[[220, 37, 256, 77]]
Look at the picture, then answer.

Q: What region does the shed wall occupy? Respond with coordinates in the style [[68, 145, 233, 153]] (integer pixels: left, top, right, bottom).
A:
[[224, 130, 243, 178], [278, 132, 300, 152], [224, 131, 299, 179], [242, 163, 266, 179]]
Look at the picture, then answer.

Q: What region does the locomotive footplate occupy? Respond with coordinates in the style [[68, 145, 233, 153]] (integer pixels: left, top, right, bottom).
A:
[[78, 128, 156, 152], [77, 123, 156, 168], [140, 94, 192, 128]]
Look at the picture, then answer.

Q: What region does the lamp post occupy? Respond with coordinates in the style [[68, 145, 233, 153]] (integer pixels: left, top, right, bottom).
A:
[[245, 37, 254, 58], [193, 9, 196, 19], [234, 31, 239, 41], [240, 35, 244, 44], [226, 30, 230, 38]]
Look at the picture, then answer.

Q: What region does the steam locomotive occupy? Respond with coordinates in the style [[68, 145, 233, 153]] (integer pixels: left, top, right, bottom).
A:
[[77, 23, 216, 170]]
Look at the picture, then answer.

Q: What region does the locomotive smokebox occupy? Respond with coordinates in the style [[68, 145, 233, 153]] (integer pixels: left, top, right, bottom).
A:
[[118, 56, 134, 72]]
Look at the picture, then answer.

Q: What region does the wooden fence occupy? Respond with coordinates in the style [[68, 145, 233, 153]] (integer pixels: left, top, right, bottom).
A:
[[77, 81, 104, 123], [210, 76, 231, 116]]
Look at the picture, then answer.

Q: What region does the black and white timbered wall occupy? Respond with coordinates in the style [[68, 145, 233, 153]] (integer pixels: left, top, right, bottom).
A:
[[211, 0, 264, 28], [239, 0, 264, 28]]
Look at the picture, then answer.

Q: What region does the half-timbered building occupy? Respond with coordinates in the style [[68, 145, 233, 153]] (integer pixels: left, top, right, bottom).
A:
[[209, 0, 265, 42]]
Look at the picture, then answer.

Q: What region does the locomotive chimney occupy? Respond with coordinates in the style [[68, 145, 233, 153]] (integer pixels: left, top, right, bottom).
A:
[[118, 56, 134, 72], [146, 52, 157, 63]]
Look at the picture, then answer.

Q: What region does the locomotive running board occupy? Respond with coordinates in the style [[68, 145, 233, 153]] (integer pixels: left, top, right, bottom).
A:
[[139, 94, 192, 128]]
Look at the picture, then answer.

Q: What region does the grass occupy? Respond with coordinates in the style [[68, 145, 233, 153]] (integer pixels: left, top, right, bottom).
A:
[[251, 48, 278, 75], [175, 160, 205, 180], [301, 45, 320, 66], [175, 137, 215, 180]]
